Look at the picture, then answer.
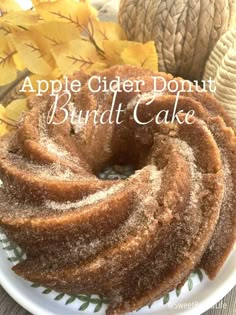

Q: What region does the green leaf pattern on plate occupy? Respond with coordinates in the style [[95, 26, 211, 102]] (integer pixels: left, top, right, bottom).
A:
[[0, 227, 205, 312], [176, 287, 181, 297], [54, 293, 65, 301], [163, 293, 170, 305]]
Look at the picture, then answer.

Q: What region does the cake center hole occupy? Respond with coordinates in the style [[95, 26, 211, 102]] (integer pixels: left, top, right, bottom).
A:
[[97, 165, 135, 180]]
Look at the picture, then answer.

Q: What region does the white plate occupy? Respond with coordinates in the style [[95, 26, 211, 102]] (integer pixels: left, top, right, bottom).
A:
[[0, 230, 235, 315]]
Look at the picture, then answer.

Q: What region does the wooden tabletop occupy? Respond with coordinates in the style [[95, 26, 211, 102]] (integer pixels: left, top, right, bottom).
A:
[[0, 285, 235, 315]]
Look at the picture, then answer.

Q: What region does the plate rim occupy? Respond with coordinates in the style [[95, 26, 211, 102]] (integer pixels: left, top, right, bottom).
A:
[[0, 246, 235, 315]]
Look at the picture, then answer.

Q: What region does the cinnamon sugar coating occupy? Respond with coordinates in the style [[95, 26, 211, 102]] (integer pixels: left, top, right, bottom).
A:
[[0, 66, 235, 315]]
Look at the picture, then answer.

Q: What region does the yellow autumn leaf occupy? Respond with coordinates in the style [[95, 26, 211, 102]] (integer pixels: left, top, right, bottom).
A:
[[81, 0, 97, 17], [9, 30, 53, 75], [0, 99, 27, 137], [88, 20, 127, 49], [5, 36, 25, 71], [31, 21, 81, 50], [33, 0, 97, 31], [1, 11, 39, 27], [0, 0, 21, 15], [103, 40, 134, 66], [121, 41, 158, 70], [0, 36, 17, 85], [0, 11, 40, 36], [5, 99, 28, 121], [11, 52, 25, 71], [26, 22, 82, 69], [51, 39, 104, 74]]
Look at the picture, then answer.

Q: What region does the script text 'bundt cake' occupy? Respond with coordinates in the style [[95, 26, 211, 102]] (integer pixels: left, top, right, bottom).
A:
[[0, 66, 235, 315]]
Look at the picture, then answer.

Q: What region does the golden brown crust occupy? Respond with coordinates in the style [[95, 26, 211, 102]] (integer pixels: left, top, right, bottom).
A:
[[0, 65, 235, 315]]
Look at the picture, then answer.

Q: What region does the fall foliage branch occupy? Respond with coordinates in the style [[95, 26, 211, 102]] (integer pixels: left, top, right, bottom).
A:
[[0, 1, 158, 92]]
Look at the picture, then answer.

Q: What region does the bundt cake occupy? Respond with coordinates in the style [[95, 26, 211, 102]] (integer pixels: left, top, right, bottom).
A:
[[0, 65, 235, 315]]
